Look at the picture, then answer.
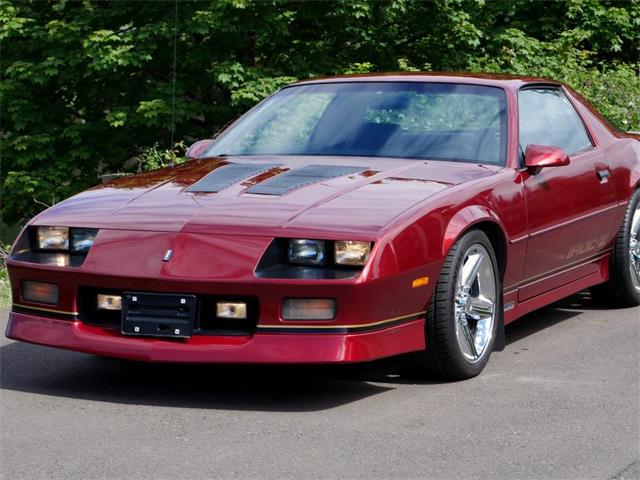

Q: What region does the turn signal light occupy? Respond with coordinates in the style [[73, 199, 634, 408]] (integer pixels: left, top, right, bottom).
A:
[[22, 280, 59, 305], [282, 298, 336, 320], [97, 294, 122, 311]]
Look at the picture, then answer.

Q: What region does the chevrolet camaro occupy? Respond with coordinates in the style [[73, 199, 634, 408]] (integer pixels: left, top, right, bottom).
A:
[[6, 73, 640, 379]]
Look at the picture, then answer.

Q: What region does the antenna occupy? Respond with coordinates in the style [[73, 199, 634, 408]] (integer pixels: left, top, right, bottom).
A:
[[170, 0, 178, 152]]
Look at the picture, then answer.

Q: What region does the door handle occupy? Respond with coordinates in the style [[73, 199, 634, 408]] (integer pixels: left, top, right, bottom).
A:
[[596, 169, 611, 183]]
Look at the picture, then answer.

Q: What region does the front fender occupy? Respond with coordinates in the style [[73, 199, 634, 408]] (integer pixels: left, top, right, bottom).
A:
[[441, 205, 505, 257]]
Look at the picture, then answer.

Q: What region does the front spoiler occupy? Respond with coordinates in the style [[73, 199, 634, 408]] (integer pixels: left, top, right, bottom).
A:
[[6, 311, 426, 364]]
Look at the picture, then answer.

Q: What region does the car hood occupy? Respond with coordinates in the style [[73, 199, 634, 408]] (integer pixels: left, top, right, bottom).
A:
[[34, 156, 499, 238]]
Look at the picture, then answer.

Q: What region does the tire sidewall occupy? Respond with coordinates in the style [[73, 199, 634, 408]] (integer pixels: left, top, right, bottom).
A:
[[439, 230, 501, 378], [620, 189, 640, 302]]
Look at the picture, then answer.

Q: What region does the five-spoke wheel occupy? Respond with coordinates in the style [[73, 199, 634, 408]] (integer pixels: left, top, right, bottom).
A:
[[629, 203, 640, 293], [454, 244, 496, 363], [411, 229, 501, 380]]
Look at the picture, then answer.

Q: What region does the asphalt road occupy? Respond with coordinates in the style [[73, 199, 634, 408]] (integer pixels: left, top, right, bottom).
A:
[[1, 293, 639, 480]]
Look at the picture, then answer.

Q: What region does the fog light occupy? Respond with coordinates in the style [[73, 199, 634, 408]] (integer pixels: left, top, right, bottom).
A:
[[97, 294, 122, 311], [282, 298, 336, 320], [22, 280, 59, 305], [216, 302, 247, 319]]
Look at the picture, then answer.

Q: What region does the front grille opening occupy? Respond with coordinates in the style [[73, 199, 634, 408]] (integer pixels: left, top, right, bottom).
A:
[[78, 287, 258, 336]]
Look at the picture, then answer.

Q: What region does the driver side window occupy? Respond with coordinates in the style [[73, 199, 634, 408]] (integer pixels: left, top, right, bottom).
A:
[[519, 88, 593, 156]]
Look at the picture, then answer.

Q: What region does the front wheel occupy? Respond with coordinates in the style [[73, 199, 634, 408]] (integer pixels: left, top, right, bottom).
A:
[[411, 230, 501, 380]]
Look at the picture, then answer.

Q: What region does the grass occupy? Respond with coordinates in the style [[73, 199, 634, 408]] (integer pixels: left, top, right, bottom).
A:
[[0, 244, 11, 309]]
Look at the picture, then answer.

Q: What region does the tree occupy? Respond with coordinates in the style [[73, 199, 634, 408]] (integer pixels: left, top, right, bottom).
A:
[[1, 0, 638, 228]]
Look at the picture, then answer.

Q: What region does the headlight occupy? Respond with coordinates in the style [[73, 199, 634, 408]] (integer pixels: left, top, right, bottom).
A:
[[288, 239, 327, 265], [71, 228, 98, 252], [35, 226, 98, 253], [36, 227, 69, 250], [335, 240, 372, 266]]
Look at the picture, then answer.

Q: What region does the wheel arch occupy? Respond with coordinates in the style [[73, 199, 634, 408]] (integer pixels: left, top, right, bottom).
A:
[[441, 206, 509, 352], [441, 206, 508, 279]]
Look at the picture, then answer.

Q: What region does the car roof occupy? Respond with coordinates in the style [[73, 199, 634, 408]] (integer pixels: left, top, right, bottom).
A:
[[291, 72, 562, 90]]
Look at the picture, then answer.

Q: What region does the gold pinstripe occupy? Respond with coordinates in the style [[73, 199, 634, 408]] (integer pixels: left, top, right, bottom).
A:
[[258, 310, 426, 330], [13, 304, 426, 330], [12, 303, 78, 316]]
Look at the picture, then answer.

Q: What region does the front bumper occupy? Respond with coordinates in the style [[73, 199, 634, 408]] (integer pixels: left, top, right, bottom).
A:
[[6, 310, 426, 363]]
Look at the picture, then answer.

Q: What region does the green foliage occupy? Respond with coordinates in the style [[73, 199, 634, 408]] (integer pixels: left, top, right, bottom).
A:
[[136, 141, 188, 172], [1, 0, 639, 227], [0, 244, 11, 308]]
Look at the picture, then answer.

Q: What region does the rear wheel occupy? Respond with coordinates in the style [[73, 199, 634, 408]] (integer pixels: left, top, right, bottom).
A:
[[591, 189, 640, 307], [411, 230, 501, 380]]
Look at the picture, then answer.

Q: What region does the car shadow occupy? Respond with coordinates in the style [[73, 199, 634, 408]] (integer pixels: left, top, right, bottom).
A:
[[504, 290, 606, 345], [0, 292, 598, 411], [0, 341, 400, 412]]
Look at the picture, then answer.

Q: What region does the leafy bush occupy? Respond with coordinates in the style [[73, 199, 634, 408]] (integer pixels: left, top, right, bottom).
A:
[[0, 244, 11, 308], [1, 0, 638, 229]]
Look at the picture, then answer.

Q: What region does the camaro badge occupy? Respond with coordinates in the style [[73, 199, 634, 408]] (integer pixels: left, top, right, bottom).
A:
[[163, 249, 173, 262]]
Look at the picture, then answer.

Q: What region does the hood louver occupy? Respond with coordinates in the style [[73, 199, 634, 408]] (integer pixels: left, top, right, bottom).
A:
[[187, 163, 281, 193], [246, 165, 365, 195]]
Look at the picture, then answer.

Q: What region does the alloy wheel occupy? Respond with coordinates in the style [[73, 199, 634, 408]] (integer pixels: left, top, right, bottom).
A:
[[454, 244, 497, 363], [630, 204, 640, 293]]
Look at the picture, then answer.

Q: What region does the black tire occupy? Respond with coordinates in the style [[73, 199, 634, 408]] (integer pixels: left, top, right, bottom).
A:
[[410, 230, 501, 380], [590, 189, 640, 307]]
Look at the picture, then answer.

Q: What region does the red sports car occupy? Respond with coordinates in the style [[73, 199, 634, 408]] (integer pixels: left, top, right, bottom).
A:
[[6, 73, 640, 379]]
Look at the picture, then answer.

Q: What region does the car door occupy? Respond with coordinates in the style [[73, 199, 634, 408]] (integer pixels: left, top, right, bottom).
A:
[[518, 86, 617, 301]]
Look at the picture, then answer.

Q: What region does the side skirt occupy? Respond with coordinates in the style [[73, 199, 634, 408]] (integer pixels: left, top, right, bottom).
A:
[[504, 253, 610, 325]]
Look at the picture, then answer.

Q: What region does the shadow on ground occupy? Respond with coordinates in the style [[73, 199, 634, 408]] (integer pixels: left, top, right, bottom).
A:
[[1, 293, 594, 411]]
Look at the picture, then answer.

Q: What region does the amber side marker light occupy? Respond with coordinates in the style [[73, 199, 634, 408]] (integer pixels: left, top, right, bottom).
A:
[[22, 280, 59, 305], [412, 276, 430, 288], [97, 294, 122, 311], [282, 299, 336, 320]]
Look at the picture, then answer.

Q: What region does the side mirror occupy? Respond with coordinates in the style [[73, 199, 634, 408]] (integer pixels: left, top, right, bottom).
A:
[[185, 139, 215, 160], [524, 144, 570, 171]]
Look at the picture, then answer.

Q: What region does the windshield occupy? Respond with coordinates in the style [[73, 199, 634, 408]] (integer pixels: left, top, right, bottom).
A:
[[206, 82, 508, 165]]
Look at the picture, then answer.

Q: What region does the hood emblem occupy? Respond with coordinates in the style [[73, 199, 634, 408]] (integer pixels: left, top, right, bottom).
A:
[[163, 249, 173, 262]]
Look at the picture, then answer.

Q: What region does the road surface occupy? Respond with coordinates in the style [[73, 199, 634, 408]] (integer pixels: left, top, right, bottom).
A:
[[1, 293, 638, 479]]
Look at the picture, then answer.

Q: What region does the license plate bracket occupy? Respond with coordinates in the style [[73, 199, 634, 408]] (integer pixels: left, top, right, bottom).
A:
[[121, 292, 196, 339]]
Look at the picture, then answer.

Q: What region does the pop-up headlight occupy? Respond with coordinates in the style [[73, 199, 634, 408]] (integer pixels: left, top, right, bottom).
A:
[[35, 226, 98, 253], [71, 228, 98, 252]]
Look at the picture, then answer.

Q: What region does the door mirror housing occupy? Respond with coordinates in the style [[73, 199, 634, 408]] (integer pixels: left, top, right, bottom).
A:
[[185, 139, 215, 160], [523, 144, 570, 171]]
